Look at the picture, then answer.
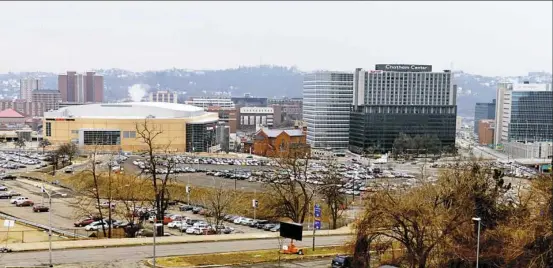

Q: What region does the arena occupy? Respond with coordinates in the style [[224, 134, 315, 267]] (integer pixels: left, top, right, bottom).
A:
[[42, 102, 219, 152]]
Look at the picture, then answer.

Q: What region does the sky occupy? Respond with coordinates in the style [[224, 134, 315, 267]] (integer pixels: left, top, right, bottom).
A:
[[0, 1, 551, 76]]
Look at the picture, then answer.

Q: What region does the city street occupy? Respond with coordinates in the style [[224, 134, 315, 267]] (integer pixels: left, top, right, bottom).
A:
[[0, 235, 349, 267]]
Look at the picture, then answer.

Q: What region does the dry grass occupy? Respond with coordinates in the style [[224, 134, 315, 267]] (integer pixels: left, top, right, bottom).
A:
[[155, 245, 348, 267], [0, 218, 65, 243]]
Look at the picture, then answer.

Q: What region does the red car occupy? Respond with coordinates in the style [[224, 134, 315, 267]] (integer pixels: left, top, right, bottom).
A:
[[32, 205, 50, 212], [74, 216, 103, 227]]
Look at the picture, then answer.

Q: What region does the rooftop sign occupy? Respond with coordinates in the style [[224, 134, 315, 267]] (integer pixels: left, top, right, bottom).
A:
[[375, 64, 433, 72]]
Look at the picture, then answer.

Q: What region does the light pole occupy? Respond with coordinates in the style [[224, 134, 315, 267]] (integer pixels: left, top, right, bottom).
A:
[[472, 217, 481, 268], [41, 185, 56, 268], [153, 222, 162, 268]]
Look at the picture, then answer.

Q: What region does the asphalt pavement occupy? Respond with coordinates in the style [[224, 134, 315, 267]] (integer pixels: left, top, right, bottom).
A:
[[0, 235, 349, 267]]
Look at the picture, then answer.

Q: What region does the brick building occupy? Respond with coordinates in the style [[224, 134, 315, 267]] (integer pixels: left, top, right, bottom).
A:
[[252, 128, 308, 157], [478, 119, 495, 145]]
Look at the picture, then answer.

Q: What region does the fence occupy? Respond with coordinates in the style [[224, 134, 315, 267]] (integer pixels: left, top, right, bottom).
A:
[[0, 227, 128, 244]]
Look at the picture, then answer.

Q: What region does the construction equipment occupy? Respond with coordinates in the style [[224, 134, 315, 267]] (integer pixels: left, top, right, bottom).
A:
[[281, 239, 304, 255]]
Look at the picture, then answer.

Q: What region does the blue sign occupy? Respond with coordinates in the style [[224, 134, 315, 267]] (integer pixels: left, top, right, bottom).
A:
[[314, 204, 321, 218], [314, 220, 321, 230]]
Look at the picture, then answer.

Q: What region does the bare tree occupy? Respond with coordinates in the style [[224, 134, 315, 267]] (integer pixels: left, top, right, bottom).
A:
[[201, 183, 236, 231], [135, 119, 176, 235], [264, 144, 314, 223], [319, 158, 347, 229], [14, 139, 26, 161], [39, 138, 51, 154]]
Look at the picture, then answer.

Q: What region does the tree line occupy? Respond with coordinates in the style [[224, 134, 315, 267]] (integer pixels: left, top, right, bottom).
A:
[[352, 161, 553, 268]]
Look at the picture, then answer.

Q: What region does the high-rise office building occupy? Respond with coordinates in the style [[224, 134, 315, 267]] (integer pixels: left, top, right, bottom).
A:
[[149, 90, 178, 103], [58, 71, 103, 103], [349, 64, 457, 153], [474, 99, 496, 135], [494, 82, 552, 146], [303, 71, 354, 149], [20, 77, 42, 101]]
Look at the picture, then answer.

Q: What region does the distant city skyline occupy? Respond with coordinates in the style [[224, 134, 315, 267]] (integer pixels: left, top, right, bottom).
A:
[[0, 1, 551, 76]]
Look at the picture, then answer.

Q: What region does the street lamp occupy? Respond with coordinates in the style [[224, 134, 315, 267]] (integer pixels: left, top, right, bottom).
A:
[[472, 217, 481, 268], [152, 222, 163, 268], [41, 185, 59, 268]]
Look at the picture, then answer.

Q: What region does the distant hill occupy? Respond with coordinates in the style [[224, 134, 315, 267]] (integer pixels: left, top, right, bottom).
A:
[[0, 66, 550, 117]]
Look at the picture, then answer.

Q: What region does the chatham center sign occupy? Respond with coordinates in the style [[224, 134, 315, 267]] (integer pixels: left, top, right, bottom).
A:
[[375, 64, 433, 72]]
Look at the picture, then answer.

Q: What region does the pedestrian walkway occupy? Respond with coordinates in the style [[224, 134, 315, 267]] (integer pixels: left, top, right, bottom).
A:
[[7, 226, 353, 252]]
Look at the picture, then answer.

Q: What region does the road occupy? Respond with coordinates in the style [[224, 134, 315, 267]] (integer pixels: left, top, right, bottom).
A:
[[0, 235, 349, 267]]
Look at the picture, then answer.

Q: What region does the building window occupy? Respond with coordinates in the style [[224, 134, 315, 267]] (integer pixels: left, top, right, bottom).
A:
[[71, 130, 79, 134], [45, 122, 51, 137], [123, 131, 136, 138], [83, 131, 121, 145]]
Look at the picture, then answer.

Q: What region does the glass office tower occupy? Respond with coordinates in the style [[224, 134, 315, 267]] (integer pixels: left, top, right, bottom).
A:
[[349, 65, 457, 154], [508, 90, 553, 143], [303, 72, 354, 149]]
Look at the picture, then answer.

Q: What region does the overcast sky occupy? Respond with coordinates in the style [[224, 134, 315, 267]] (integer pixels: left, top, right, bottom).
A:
[[0, 1, 551, 76]]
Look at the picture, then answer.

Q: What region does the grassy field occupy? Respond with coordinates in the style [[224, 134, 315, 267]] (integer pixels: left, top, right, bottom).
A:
[[155, 245, 347, 267]]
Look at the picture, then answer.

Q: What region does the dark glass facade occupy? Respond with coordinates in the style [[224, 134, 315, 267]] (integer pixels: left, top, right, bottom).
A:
[[508, 91, 552, 142], [83, 130, 121, 145], [349, 105, 456, 153], [474, 100, 496, 134], [186, 122, 217, 152]]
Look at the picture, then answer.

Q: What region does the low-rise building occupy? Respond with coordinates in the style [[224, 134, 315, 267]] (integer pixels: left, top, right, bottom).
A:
[[504, 141, 552, 160], [238, 107, 274, 131], [252, 128, 308, 157], [478, 119, 495, 145], [149, 90, 178, 103]]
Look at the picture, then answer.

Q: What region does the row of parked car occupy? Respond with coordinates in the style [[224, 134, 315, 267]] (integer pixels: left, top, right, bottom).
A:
[[223, 215, 280, 232], [0, 151, 46, 170], [0, 190, 50, 212]]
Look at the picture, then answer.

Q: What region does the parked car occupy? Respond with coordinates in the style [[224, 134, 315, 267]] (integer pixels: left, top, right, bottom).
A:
[[74, 216, 103, 227], [16, 200, 34, 207], [252, 220, 269, 228], [0, 185, 7, 191], [185, 227, 199, 234], [167, 221, 184, 229], [179, 205, 193, 211], [10, 196, 29, 204], [96, 201, 116, 209], [233, 217, 244, 224], [270, 224, 280, 232], [331, 255, 353, 268], [32, 205, 49, 212], [113, 221, 130, 229], [85, 220, 118, 231], [192, 207, 202, 214]]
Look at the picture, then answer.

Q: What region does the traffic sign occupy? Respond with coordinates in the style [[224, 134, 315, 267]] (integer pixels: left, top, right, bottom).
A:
[[314, 220, 321, 230], [314, 204, 321, 218], [252, 199, 258, 208]]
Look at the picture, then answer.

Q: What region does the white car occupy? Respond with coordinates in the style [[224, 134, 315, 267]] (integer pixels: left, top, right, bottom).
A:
[[193, 227, 208, 235], [167, 221, 183, 229], [0, 185, 7, 191], [85, 221, 108, 231], [179, 224, 192, 232], [185, 227, 198, 234], [240, 218, 253, 225], [233, 217, 244, 224], [193, 222, 209, 228], [10, 196, 28, 204]]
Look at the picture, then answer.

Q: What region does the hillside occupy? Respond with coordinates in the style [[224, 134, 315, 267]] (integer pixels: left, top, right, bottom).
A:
[[0, 66, 550, 117]]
